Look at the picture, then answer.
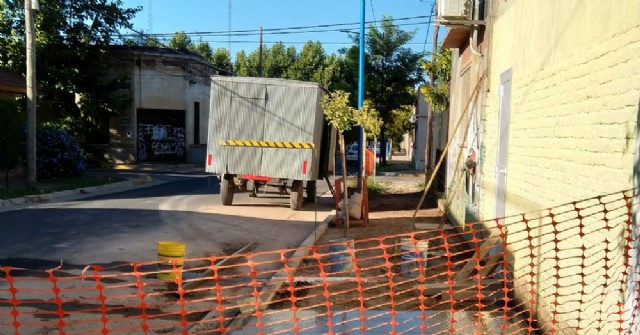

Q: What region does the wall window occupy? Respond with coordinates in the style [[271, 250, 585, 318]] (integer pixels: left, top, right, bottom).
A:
[[193, 101, 200, 145]]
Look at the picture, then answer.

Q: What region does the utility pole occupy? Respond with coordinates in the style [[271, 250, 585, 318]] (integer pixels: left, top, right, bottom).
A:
[[25, 0, 38, 188]]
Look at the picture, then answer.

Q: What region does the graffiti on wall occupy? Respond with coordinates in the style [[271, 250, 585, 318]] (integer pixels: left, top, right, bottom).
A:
[[137, 124, 185, 161]]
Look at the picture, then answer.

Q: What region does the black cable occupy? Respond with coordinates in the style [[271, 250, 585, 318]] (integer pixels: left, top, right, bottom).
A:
[[141, 15, 433, 38], [423, 1, 436, 54], [116, 19, 435, 40]]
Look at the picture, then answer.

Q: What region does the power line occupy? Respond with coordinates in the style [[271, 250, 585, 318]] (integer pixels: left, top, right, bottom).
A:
[[423, 1, 435, 53], [118, 19, 435, 41], [136, 15, 434, 38]]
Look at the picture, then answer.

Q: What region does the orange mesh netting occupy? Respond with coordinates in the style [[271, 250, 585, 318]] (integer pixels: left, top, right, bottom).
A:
[[1, 190, 639, 334]]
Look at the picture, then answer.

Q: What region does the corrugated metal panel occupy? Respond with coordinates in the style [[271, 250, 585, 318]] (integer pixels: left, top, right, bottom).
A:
[[206, 76, 325, 180]]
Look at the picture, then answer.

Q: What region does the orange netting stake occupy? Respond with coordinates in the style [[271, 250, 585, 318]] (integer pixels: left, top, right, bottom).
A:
[[211, 258, 227, 334], [346, 240, 366, 335], [312, 245, 334, 335], [3, 267, 20, 334], [246, 257, 265, 335], [524, 214, 538, 335], [498, 222, 510, 332], [619, 194, 634, 334], [549, 212, 559, 335], [469, 224, 483, 335], [132, 264, 149, 335], [442, 229, 456, 335], [281, 250, 300, 334], [86, 265, 110, 335], [173, 264, 188, 335], [47, 268, 67, 335]]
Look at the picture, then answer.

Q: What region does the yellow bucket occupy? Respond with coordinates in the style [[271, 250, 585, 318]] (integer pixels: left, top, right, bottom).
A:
[[157, 241, 185, 281]]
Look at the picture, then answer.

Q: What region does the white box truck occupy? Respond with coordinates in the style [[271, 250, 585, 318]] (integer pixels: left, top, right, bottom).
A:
[[205, 76, 335, 210]]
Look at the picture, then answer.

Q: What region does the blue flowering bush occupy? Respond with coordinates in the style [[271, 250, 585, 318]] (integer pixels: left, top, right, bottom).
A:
[[32, 126, 86, 179]]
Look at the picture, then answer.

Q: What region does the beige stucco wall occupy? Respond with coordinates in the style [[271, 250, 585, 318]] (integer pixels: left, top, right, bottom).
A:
[[478, 1, 640, 333], [108, 50, 212, 163]]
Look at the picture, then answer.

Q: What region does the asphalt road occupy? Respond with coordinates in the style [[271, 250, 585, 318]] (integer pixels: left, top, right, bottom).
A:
[[0, 172, 333, 271]]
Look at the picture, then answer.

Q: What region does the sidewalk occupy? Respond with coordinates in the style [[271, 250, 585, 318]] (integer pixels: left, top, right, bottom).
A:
[[375, 151, 425, 177], [0, 163, 206, 212], [0, 153, 422, 212]]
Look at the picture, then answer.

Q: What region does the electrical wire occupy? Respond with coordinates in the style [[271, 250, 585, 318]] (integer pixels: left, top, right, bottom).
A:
[[84, 3, 236, 75], [423, 1, 436, 54], [369, 0, 378, 29], [138, 15, 432, 38]]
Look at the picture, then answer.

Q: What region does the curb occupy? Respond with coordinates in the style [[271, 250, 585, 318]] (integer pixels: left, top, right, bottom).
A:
[[0, 175, 155, 213]]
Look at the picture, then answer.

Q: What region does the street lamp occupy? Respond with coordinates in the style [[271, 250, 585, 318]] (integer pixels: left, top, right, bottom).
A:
[[25, 0, 39, 188]]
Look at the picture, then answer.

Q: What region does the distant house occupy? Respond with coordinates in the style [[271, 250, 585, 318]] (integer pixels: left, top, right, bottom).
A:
[[0, 67, 26, 98], [106, 46, 216, 164], [413, 89, 449, 193], [439, 0, 639, 333]]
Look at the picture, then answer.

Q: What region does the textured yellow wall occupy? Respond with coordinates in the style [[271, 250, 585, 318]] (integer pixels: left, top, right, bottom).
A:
[[482, 0, 639, 216], [478, 1, 640, 333]]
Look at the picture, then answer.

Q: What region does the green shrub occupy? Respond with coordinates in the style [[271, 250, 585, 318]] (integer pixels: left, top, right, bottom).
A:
[[27, 126, 87, 179], [347, 178, 386, 196]]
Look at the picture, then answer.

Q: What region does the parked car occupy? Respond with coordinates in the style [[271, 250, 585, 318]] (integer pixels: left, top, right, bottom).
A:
[[345, 149, 358, 164]]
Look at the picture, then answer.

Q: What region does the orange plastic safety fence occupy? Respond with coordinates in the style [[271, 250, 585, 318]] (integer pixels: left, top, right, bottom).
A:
[[0, 189, 639, 335]]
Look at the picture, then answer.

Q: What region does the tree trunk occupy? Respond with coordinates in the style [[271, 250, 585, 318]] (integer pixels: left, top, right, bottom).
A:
[[380, 125, 387, 166], [339, 133, 350, 233]]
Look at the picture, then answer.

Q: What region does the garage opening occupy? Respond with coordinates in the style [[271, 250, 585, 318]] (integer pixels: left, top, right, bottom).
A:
[[137, 109, 186, 162]]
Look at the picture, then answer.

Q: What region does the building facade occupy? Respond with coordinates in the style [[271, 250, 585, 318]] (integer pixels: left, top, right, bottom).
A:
[[0, 67, 26, 98], [107, 46, 216, 164], [440, 0, 640, 333]]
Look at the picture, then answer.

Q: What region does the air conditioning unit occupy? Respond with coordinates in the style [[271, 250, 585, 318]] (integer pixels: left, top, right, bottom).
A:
[[437, 0, 472, 20]]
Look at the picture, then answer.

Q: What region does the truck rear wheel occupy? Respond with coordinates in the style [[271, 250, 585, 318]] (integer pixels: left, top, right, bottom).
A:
[[305, 180, 316, 202], [290, 180, 304, 210], [221, 174, 235, 206], [247, 179, 258, 197]]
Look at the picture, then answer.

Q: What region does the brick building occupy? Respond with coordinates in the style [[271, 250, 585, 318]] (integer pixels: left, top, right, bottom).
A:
[[439, 0, 640, 333]]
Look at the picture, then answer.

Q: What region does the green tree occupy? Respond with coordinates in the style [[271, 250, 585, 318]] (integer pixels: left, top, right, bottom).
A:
[[168, 31, 195, 52], [234, 50, 252, 76], [211, 48, 234, 76], [0, 0, 140, 142], [264, 42, 296, 79], [321, 90, 357, 232], [290, 41, 326, 82], [194, 40, 214, 62], [141, 36, 163, 48], [0, 99, 23, 187], [420, 47, 452, 113], [354, 100, 383, 177], [385, 104, 413, 149], [366, 16, 424, 165]]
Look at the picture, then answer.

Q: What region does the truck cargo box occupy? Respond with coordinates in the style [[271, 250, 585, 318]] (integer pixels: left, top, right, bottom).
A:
[[205, 76, 335, 209]]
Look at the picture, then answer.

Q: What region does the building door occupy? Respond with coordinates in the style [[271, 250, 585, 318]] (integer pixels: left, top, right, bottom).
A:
[[494, 69, 512, 222], [137, 109, 186, 162]]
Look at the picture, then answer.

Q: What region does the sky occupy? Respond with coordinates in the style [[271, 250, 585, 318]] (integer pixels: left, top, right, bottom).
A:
[[120, 0, 441, 58]]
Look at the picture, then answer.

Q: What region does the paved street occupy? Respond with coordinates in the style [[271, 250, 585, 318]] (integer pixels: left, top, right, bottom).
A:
[[0, 170, 333, 270]]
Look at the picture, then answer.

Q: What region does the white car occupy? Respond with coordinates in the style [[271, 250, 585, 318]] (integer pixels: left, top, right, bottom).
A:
[[345, 149, 359, 164]]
